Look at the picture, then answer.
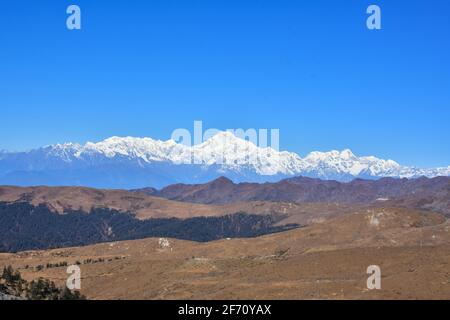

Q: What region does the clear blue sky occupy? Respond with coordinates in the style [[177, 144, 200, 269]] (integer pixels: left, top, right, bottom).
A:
[[1, 0, 449, 167]]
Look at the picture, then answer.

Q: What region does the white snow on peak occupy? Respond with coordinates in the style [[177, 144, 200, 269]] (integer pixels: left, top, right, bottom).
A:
[[81, 136, 179, 162], [36, 132, 450, 179]]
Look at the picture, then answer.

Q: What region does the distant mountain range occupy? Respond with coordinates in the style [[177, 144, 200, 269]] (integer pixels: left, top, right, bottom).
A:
[[136, 176, 450, 216], [1, 132, 449, 189]]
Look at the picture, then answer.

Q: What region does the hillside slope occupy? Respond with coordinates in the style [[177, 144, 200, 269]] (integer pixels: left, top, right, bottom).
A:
[[1, 207, 448, 300]]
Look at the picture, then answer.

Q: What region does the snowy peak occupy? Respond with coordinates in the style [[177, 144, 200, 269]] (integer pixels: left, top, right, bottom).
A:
[[190, 131, 286, 174], [200, 131, 247, 145], [305, 149, 356, 161], [85, 136, 158, 158], [37, 133, 450, 179], [301, 149, 403, 177], [1, 132, 449, 187]]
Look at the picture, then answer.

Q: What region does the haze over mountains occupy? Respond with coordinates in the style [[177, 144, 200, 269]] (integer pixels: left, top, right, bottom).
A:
[[1, 132, 449, 189]]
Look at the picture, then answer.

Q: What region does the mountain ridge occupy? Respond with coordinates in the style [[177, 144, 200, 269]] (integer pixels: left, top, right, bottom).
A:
[[1, 132, 449, 188], [137, 175, 450, 216]]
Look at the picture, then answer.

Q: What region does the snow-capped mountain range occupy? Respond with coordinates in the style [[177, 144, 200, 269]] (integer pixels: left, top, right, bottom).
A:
[[0, 132, 449, 189]]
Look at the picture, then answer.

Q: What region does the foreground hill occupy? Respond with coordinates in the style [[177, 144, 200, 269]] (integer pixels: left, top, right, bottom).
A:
[[141, 176, 450, 216], [1, 208, 449, 300]]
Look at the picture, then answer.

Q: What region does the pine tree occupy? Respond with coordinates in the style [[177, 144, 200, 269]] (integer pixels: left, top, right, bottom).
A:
[[2, 266, 14, 283], [2, 266, 86, 300]]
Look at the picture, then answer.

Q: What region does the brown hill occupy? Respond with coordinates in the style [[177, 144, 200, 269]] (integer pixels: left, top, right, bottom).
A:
[[140, 176, 450, 215], [0, 185, 216, 219], [0, 185, 372, 253], [0, 185, 361, 226], [1, 207, 449, 300]]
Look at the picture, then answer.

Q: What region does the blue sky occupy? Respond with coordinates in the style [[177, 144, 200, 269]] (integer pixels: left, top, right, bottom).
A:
[[1, 0, 449, 167]]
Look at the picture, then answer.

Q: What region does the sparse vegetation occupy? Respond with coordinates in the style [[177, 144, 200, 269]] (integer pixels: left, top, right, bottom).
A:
[[27, 257, 121, 273], [274, 248, 290, 258], [35, 265, 44, 271], [46, 261, 68, 269]]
